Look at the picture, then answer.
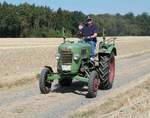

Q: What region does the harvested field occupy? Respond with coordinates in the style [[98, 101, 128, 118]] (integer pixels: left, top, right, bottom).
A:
[[0, 37, 150, 88], [0, 36, 150, 118]]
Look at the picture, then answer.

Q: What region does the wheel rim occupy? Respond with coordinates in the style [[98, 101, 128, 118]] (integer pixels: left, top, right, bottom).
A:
[[109, 56, 115, 83], [93, 75, 98, 92]]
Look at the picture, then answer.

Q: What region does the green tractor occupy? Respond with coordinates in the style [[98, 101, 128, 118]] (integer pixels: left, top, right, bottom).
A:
[[39, 29, 117, 98]]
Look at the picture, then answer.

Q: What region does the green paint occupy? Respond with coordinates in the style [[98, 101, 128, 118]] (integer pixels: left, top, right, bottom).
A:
[[73, 75, 89, 83], [57, 41, 90, 74], [99, 37, 116, 55], [47, 74, 60, 81], [46, 34, 116, 82]]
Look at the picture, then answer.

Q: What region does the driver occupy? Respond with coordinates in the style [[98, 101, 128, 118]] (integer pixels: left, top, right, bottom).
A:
[[78, 16, 98, 61]]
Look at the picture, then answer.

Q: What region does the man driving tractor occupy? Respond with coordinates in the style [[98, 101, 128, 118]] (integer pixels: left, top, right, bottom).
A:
[[39, 16, 116, 98], [78, 16, 98, 61]]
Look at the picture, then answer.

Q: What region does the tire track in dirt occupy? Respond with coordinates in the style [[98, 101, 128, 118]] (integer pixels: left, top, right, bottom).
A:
[[0, 53, 150, 118]]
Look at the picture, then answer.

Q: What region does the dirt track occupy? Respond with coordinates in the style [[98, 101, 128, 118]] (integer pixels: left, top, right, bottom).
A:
[[72, 74, 150, 118], [0, 37, 150, 118]]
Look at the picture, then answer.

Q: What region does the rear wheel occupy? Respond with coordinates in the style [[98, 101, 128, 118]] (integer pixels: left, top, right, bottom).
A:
[[87, 71, 99, 98], [99, 54, 115, 89], [59, 78, 72, 87], [39, 67, 53, 94]]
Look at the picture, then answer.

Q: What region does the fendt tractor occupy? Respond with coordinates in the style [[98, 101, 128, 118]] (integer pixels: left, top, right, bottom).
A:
[[39, 28, 117, 98]]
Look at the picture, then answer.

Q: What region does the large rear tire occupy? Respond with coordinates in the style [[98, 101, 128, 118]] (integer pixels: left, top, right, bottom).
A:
[[39, 67, 53, 94], [87, 71, 99, 98], [98, 54, 115, 90]]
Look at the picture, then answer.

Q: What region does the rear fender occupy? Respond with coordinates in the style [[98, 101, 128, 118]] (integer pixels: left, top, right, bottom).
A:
[[112, 47, 117, 56], [98, 47, 117, 58]]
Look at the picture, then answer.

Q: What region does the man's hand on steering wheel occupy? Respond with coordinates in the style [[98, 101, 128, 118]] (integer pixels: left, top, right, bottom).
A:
[[83, 36, 91, 39]]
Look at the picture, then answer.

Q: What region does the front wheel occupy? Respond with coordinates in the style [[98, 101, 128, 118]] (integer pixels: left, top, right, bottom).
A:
[[39, 67, 53, 94], [87, 71, 99, 98]]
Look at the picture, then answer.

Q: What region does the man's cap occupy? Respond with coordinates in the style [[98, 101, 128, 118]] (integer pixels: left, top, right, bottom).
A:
[[86, 16, 92, 21]]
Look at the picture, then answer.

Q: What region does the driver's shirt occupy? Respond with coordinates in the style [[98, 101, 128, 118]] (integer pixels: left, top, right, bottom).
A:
[[81, 24, 97, 42]]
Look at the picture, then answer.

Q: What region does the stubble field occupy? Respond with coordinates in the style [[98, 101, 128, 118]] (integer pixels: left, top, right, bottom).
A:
[[0, 36, 150, 118]]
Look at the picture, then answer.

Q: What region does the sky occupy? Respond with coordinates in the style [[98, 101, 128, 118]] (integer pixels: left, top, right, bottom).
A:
[[1, 0, 150, 15]]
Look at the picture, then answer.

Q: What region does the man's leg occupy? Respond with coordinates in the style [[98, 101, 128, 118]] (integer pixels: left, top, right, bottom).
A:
[[88, 41, 96, 61]]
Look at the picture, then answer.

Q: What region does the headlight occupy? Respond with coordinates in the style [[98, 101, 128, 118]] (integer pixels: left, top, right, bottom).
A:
[[73, 54, 80, 61], [56, 53, 60, 60]]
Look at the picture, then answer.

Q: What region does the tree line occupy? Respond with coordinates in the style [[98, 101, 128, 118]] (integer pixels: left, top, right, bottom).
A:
[[0, 2, 150, 37]]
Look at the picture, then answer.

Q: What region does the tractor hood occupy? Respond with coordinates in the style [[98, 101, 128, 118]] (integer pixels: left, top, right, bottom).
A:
[[58, 41, 90, 54], [57, 41, 90, 74]]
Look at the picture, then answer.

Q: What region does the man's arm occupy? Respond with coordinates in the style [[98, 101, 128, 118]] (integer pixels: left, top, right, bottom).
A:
[[87, 25, 98, 39], [86, 33, 97, 39], [90, 33, 97, 38], [77, 23, 84, 38]]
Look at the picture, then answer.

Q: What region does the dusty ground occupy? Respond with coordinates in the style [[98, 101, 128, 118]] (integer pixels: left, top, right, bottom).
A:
[[71, 74, 150, 118], [0, 37, 150, 118]]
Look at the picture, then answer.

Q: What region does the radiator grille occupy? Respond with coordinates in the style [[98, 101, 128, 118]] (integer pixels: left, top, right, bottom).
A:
[[81, 49, 86, 58], [60, 49, 72, 64]]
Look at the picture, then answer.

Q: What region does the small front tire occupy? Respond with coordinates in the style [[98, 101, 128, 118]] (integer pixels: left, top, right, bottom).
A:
[[39, 67, 53, 94], [87, 71, 99, 98]]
